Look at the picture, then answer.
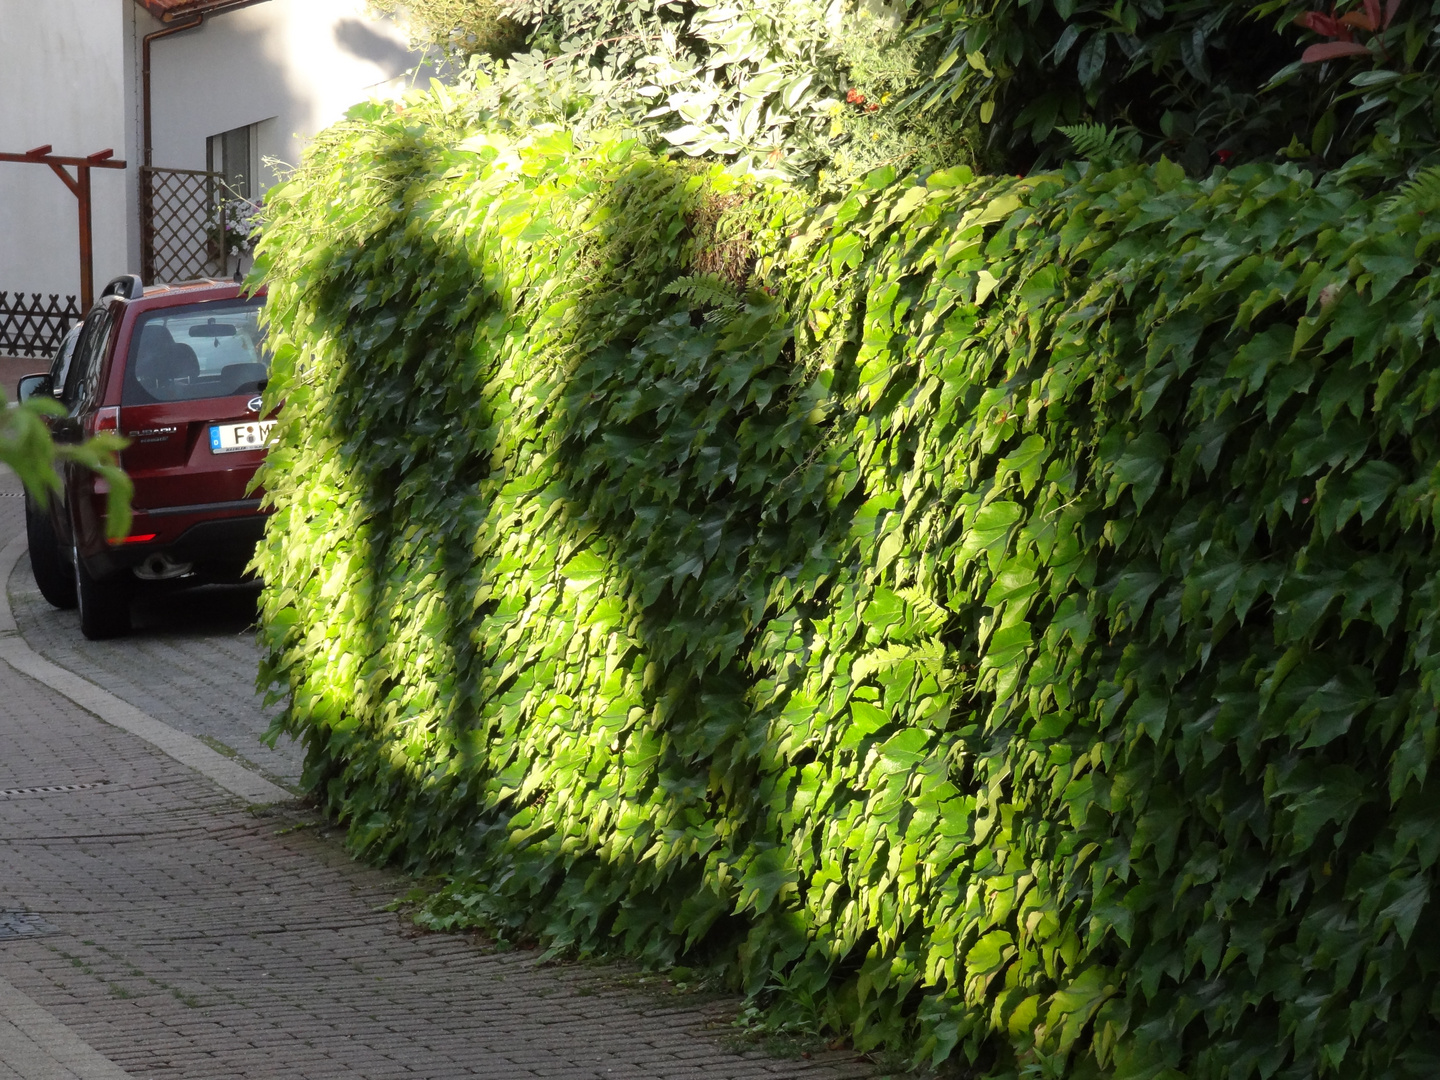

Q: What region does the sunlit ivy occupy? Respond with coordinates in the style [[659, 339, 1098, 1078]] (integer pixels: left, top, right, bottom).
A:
[[253, 91, 1440, 1076]]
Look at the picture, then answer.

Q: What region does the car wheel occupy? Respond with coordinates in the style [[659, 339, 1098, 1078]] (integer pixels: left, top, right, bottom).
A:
[[72, 545, 131, 640], [26, 496, 76, 609]]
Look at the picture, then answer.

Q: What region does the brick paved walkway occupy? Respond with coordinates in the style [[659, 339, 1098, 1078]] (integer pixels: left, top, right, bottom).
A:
[[0, 472, 875, 1080], [8, 563, 302, 790]]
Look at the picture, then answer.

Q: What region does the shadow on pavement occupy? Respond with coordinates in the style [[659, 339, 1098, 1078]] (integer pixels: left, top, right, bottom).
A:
[[7, 554, 304, 787], [127, 581, 264, 637]]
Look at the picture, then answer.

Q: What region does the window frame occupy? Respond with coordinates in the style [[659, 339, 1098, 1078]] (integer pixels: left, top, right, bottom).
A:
[[47, 321, 83, 399], [120, 296, 268, 407], [207, 122, 258, 200], [62, 304, 119, 413]]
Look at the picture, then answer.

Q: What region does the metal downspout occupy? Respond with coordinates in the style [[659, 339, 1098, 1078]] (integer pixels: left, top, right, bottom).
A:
[[141, 14, 205, 170]]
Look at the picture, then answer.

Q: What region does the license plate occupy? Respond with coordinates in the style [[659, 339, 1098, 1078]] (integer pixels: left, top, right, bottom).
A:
[[209, 420, 276, 454]]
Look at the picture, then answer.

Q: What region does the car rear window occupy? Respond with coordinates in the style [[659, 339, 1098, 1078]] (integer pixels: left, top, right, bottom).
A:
[[122, 297, 267, 406]]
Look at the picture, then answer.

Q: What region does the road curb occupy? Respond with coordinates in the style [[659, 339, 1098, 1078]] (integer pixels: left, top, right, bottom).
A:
[[0, 530, 291, 805], [0, 975, 133, 1080]]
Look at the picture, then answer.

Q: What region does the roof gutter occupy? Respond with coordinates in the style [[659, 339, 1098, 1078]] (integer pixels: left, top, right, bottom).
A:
[[140, 0, 264, 23]]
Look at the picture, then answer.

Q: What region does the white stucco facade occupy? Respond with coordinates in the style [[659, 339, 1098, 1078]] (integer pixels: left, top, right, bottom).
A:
[[141, 0, 423, 194], [0, 0, 423, 302], [0, 0, 134, 298]]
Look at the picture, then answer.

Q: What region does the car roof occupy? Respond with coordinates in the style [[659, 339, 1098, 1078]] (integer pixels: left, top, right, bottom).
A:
[[109, 280, 264, 317], [141, 278, 244, 298]]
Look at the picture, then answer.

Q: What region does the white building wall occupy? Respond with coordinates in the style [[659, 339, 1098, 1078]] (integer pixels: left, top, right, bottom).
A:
[[0, 0, 421, 302], [142, 0, 424, 192], [0, 0, 132, 300]]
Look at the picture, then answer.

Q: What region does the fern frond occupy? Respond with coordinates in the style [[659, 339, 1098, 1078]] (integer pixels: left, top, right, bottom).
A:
[[1058, 123, 1140, 165], [851, 639, 952, 684], [663, 273, 744, 312], [1384, 166, 1440, 214], [1060, 123, 1119, 159], [897, 586, 951, 634]]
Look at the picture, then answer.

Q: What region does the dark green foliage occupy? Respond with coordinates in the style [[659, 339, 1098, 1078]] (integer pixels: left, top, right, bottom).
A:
[[374, 0, 1440, 186], [1253, 0, 1440, 180], [909, 0, 1300, 170], [253, 93, 1440, 1075], [909, 0, 1440, 176], [384, 0, 981, 190]]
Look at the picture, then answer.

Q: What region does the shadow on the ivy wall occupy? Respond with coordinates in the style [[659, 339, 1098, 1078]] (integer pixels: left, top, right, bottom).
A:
[[275, 130, 936, 1029], [258, 100, 1440, 1076]]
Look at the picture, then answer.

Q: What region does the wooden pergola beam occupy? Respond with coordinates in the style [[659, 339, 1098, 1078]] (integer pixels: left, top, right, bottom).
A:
[[0, 147, 128, 311]]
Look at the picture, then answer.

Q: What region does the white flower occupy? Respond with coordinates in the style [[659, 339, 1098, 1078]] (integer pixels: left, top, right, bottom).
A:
[[220, 196, 264, 256]]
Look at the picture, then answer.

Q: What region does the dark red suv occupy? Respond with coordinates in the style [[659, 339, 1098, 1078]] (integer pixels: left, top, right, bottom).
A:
[[19, 274, 273, 639]]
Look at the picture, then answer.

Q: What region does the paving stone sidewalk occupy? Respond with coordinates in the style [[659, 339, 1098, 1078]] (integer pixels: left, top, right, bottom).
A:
[[0, 479, 874, 1079], [7, 527, 302, 790]]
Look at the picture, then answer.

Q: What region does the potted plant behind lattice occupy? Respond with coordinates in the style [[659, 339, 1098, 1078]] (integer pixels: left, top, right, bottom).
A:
[[208, 183, 263, 281]]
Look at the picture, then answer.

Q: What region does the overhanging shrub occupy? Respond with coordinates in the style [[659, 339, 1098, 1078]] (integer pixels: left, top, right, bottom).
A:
[[381, 0, 978, 189], [253, 95, 1440, 1076], [909, 0, 1440, 176]]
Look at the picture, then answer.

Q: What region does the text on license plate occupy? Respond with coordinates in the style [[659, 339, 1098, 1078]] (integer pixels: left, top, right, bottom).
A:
[[209, 420, 276, 454]]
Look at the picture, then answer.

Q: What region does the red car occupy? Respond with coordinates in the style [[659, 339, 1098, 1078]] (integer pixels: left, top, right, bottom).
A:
[[19, 274, 273, 639]]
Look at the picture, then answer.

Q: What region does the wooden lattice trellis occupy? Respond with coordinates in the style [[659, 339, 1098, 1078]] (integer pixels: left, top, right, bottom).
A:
[[0, 292, 80, 357], [141, 165, 226, 284]]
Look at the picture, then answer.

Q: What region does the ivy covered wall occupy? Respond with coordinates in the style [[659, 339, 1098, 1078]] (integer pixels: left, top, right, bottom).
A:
[[252, 96, 1440, 1076]]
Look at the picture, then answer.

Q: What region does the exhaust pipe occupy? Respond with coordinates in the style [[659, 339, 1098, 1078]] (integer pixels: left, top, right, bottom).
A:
[[133, 553, 193, 581]]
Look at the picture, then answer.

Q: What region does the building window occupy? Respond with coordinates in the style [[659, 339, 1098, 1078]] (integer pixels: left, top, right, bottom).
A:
[[207, 124, 255, 200]]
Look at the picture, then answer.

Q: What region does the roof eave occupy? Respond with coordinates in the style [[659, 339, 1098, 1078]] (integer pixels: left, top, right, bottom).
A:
[[134, 0, 268, 23]]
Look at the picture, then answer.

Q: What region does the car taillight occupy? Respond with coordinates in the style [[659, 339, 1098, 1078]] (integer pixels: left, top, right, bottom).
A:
[[106, 533, 157, 547], [86, 406, 121, 437]]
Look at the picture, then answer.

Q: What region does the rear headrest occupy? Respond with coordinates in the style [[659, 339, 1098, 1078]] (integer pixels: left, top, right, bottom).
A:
[[138, 323, 176, 354], [134, 334, 198, 389], [167, 343, 199, 381]]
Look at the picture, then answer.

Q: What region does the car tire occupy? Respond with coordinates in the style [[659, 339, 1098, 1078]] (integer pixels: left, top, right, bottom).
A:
[[26, 496, 76, 609], [72, 545, 131, 640]]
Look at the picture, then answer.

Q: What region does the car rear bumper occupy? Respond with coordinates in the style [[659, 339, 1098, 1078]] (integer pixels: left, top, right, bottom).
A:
[[84, 503, 269, 580]]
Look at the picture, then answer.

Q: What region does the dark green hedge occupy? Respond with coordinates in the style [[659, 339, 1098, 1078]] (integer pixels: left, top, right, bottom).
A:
[[253, 97, 1440, 1077]]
